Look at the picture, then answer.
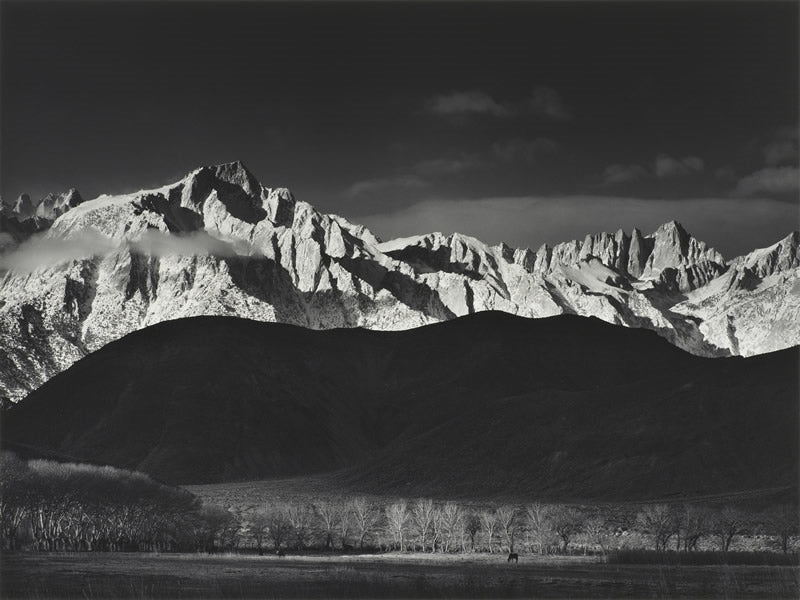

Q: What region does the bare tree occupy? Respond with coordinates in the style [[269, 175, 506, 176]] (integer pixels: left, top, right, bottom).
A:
[[636, 504, 678, 552], [711, 506, 748, 552], [464, 511, 481, 552], [285, 502, 315, 550], [315, 499, 342, 551], [583, 515, 611, 556], [247, 511, 270, 555], [339, 501, 354, 549], [549, 505, 584, 554], [679, 504, 708, 552], [351, 497, 380, 550], [411, 498, 435, 552], [525, 503, 553, 555], [264, 502, 293, 551], [431, 505, 445, 552], [495, 505, 519, 553], [479, 509, 498, 553], [761, 504, 799, 554], [385, 500, 410, 551], [441, 502, 463, 553]]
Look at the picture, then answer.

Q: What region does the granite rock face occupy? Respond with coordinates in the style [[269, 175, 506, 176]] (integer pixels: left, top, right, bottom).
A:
[[1, 161, 798, 402]]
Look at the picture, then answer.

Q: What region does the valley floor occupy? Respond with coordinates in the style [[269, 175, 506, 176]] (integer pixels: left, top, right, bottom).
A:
[[2, 551, 798, 599]]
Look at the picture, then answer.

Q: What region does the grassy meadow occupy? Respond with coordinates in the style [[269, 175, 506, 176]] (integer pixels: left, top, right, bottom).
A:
[[3, 550, 799, 599]]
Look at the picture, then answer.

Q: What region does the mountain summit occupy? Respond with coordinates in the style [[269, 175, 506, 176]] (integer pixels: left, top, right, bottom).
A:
[[1, 162, 798, 402]]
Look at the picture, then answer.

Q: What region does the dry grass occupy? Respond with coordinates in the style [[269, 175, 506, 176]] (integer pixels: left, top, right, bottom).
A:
[[2, 551, 798, 599]]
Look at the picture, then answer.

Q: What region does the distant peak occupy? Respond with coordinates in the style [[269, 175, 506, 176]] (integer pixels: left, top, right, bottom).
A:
[[60, 188, 83, 207], [211, 159, 252, 174], [11, 193, 35, 221], [656, 220, 689, 235], [189, 160, 262, 198], [211, 160, 256, 180]]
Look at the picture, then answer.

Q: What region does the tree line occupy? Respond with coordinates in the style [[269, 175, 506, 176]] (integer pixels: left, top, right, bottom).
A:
[[0, 453, 237, 552], [242, 497, 797, 556], [1, 452, 796, 554]]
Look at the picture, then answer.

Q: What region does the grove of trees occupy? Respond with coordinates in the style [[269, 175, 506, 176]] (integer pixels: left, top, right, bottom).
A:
[[1, 452, 797, 556]]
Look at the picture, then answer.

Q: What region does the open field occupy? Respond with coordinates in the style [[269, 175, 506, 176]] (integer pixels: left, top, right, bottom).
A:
[[2, 551, 798, 599]]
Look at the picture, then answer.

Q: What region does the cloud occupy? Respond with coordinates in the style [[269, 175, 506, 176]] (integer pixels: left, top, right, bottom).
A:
[[529, 86, 570, 121], [0, 229, 255, 274], [426, 86, 570, 121], [427, 91, 511, 117], [0, 232, 16, 252], [360, 194, 796, 258], [714, 165, 737, 183], [763, 134, 798, 168], [654, 154, 705, 178], [129, 230, 248, 257], [764, 140, 798, 167], [344, 175, 427, 198], [602, 154, 705, 186], [601, 163, 649, 185], [411, 155, 485, 176], [492, 138, 559, 163], [0, 229, 117, 273], [734, 166, 799, 197]]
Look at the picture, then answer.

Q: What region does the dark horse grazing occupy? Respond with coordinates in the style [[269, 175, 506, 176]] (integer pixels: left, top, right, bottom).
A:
[[507, 552, 519, 563]]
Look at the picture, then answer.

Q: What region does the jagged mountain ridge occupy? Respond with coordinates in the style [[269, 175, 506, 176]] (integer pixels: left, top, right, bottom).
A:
[[0, 189, 84, 246], [1, 160, 798, 402], [3, 312, 797, 500]]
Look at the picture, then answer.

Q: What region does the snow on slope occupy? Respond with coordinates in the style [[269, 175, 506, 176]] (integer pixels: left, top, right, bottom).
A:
[[0, 160, 798, 402]]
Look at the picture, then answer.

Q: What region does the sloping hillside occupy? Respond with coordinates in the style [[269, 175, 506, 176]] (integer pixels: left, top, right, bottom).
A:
[[3, 312, 796, 500]]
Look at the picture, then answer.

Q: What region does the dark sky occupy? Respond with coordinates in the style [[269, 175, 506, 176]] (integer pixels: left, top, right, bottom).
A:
[[1, 0, 798, 256]]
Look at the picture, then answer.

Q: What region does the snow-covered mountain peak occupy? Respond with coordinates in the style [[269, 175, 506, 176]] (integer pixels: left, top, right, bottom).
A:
[[1, 162, 798, 403], [731, 231, 800, 279], [643, 220, 725, 279]]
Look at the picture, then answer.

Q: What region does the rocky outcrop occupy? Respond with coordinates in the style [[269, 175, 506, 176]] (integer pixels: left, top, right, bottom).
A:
[[34, 189, 84, 221], [1, 189, 84, 247], [0, 161, 798, 402], [12, 194, 36, 221]]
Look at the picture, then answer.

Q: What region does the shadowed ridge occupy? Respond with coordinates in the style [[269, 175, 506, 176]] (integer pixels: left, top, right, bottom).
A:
[[3, 312, 797, 500]]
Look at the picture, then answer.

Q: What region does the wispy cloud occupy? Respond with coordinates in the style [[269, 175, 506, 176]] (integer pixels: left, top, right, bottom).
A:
[[344, 174, 428, 198], [427, 91, 511, 117], [411, 154, 485, 176], [492, 138, 559, 163], [602, 163, 649, 185], [529, 86, 570, 121], [654, 154, 704, 178], [130, 230, 249, 257], [763, 126, 798, 166], [0, 229, 255, 274], [346, 139, 560, 199], [343, 155, 483, 201], [0, 229, 117, 272], [734, 166, 799, 197], [602, 154, 705, 185], [426, 86, 571, 121]]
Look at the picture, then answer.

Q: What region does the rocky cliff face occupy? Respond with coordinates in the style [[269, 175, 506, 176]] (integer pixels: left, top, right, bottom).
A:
[[1, 161, 798, 402]]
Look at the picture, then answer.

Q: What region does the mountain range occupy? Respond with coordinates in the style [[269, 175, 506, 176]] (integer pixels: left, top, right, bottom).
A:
[[1, 161, 798, 403], [3, 311, 797, 500]]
